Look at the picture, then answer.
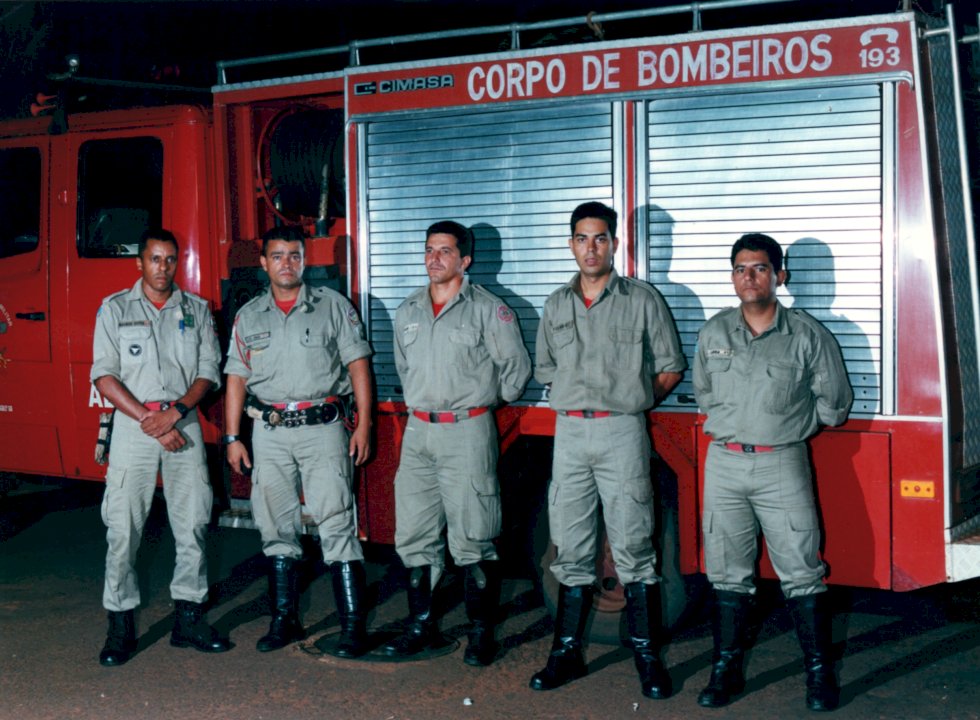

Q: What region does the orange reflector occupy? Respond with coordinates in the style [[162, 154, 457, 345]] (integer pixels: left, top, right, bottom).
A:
[[900, 480, 935, 498]]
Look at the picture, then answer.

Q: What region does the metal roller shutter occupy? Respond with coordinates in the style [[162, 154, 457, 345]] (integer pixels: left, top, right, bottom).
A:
[[646, 84, 885, 414], [361, 102, 616, 402]]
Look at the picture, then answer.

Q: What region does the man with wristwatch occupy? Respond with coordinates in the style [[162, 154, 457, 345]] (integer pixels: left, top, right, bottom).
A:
[[91, 228, 229, 667], [224, 225, 374, 656]]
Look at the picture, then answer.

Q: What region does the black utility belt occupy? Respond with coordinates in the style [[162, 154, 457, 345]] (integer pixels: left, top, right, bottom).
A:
[[245, 395, 346, 429]]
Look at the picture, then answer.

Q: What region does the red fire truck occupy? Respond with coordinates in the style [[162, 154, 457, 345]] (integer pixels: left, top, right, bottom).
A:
[[0, 1, 977, 635]]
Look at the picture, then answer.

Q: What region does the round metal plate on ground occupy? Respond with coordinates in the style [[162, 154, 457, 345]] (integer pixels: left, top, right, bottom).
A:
[[305, 628, 460, 662]]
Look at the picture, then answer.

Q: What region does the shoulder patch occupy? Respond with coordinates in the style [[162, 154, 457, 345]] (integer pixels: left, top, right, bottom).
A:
[[347, 306, 361, 326], [496, 304, 514, 323]]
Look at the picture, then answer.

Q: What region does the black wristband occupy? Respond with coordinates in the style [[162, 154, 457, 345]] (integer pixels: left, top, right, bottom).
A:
[[172, 402, 190, 419], [222, 434, 241, 445]]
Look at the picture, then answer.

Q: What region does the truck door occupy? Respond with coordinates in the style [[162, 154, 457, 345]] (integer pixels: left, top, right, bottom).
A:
[[62, 133, 164, 479], [0, 139, 64, 475]]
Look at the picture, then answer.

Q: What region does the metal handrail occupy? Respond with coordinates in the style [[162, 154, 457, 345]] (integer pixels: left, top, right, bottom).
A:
[[215, 0, 797, 84]]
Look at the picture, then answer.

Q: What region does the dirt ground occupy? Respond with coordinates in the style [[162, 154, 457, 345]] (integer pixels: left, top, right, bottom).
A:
[[2, 477, 980, 720]]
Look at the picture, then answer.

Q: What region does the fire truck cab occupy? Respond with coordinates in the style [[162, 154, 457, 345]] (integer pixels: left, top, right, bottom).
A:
[[0, 105, 223, 484]]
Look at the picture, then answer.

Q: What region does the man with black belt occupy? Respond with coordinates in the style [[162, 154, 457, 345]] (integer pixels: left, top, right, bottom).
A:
[[91, 228, 229, 666], [530, 202, 685, 699], [384, 220, 531, 666], [224, 225, 374, 657], [693, 233, 852, 711]]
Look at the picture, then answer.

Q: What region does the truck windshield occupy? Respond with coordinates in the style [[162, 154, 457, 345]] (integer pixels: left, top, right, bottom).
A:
[[0, 147, 40, 259], [77, 136, 162, 258]]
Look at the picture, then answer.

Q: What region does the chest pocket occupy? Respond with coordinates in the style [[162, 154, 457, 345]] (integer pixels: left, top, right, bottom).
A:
[[178, 317, 201, 367], [400, 324, 419, 348], [764, 361, 806, 412], [704, 354, 733, 399], [448, 328, 483, 363], [300, 331, 334, 375], [120, 326, 152, 365], [449, 329, 479, 347], [550, 312, 576, 359], [243, 330, 272, 372], [609, 326, 643, 369]]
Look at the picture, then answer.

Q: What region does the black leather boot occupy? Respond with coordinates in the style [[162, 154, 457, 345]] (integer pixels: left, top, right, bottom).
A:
[[383, 565, 437, 657], [99, 609, 136, 666], [463, 561, 500, 667], [697, 590, 754, 708], [528, 584, 593, 691], [257, 555, 306, 652], [170, 600, 232, 653], [330, 560, 369, 658], [624, 581, 672, 699], [789, 593, 840, 712]]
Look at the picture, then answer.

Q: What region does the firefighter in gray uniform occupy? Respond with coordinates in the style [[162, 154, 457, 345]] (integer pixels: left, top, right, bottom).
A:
[[91, 228, 229, 667], [224, 226, 374, 657], [693, 233, 852, 712], [383, 220, 531, 666], [530, 202, 685, 699]]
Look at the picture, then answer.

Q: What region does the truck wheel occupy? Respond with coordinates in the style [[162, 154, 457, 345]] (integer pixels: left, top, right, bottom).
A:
[[536, 502, 704, 645]]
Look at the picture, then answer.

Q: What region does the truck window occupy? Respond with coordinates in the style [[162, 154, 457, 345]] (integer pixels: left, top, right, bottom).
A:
[[77, 136, 163, 258], [0, 147, 41, 259]]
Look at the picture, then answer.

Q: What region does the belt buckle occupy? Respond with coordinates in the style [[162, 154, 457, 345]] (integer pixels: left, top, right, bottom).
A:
[[321, 402, 339, 425], [428, 411, 440, 423], [159, 401, 171, 412], [582, 410, 595, 419], [742, 444, 755, 453], [286, 401, 299, 412]]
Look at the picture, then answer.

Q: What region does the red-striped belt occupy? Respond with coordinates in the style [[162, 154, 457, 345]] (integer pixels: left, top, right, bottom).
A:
[[269, 396, 339, 411], [563, 410, 613, 419], [144, 401, 175, 411], [725, 442, 775, 454], [413, 407, 489, 423]]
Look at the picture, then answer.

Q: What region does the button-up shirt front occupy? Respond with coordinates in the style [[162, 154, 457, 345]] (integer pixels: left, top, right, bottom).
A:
[[394, 278, 531, 411], [225, 283, 372, 403], [693, 302, 853, 445], [535, 270, 686, 414], [90, 279, 220, 400]]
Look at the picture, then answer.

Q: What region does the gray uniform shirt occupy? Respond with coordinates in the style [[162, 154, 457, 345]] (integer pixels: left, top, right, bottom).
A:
[[394, 278, 531, 410], [535, 270, 686, 414], [693, 302, 853, 445], [225, 283, 372, 403], [91, 279, 220, 399]]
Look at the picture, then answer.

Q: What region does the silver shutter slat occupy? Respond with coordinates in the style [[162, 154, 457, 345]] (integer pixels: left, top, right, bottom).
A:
[[364, 103, 614, 401], [649, 84, 883, 414]]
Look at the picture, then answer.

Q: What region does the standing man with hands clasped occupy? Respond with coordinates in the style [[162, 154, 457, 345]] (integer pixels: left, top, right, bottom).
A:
[[92, 228, 230, 666], [693, 233, 852, 712], [530, 202, 685, 699], [224, 225, 374, 657], [384, 221, 531, 666]]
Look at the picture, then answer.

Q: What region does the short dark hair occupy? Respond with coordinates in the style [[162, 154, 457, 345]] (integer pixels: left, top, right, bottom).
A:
[[138, 228, 178, 257], [261, 225, 305, 253], [731, 233, 783, 273], [426, 220, 473, 258], [570, 201, 617, 238]]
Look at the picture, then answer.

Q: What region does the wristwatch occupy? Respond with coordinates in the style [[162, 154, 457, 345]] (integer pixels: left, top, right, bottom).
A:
[[172, 402, 190, 419], [222, 434, 241, 445]]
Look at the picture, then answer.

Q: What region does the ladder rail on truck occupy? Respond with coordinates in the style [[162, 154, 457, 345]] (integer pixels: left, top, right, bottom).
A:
[[210, 0, 980, 640]]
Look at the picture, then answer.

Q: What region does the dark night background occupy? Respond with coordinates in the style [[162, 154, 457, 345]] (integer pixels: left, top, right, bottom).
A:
[[1, 0, 975, 121]]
